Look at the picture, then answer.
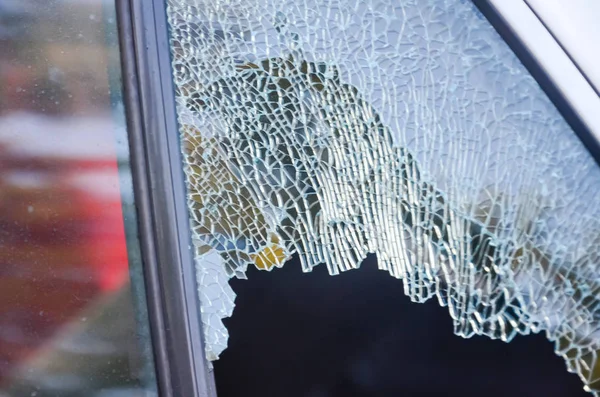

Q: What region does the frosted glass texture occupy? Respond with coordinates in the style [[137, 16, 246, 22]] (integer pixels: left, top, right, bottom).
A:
[[166, 0, 600, 393]]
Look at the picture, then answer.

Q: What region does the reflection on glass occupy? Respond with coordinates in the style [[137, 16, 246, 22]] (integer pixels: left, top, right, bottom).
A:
[[167, 0, 600, 394], [0, 1, 157, 396]]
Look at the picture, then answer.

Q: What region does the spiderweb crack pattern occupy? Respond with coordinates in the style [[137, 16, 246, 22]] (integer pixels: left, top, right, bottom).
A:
[[168, 0, 600, 393]]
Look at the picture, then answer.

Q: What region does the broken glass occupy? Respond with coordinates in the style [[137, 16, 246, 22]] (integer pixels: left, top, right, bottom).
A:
[[166, 0, 600, 393]]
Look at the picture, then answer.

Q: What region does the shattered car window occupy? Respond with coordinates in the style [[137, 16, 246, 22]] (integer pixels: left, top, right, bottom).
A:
[[166, 0, 600, 393]]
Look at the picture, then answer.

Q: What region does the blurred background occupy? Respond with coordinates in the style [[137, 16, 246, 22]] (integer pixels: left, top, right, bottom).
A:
[[0, 0, 156, 396]]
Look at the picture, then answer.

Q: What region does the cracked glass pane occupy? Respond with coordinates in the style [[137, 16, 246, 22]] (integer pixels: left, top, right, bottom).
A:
[[166, 0, 600, 393]]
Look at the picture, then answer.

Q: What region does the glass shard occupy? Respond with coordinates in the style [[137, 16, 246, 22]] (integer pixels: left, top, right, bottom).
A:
[[167, 0, 600, 393]]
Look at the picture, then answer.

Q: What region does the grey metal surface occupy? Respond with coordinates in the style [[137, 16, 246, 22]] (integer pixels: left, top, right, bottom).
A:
[[116, 0, 217, 396]]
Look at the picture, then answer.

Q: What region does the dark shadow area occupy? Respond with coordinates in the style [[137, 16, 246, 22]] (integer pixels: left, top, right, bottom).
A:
[[214, 254, 588, 397]]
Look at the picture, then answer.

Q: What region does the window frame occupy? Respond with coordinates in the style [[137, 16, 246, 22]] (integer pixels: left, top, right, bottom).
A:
[[473, 0, 600, 165], [114, 0, 600, 396], [116, 0, 217, 396]]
